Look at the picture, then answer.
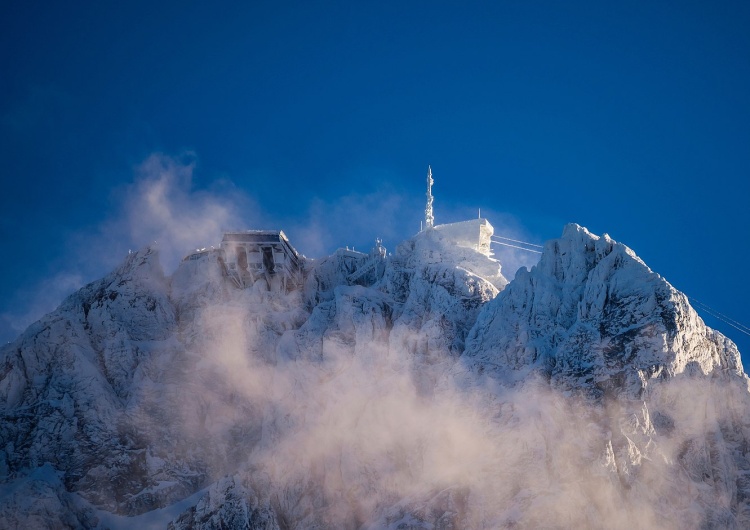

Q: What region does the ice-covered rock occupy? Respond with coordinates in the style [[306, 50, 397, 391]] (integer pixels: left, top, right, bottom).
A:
[[169, 475, 279, 530], [1, 223, 749, 529], [461, 223, 743, 394]]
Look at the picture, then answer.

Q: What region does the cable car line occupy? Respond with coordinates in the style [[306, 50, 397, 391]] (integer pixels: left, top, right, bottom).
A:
[[490, 240, 542, 254], [688, 297, 750, 337], [491, 235, 544, 248], [690, 297, 750, 334]]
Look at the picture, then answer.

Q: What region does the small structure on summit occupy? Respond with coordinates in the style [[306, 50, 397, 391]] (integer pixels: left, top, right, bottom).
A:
[[329, 238, 388, 287], [220, 230, 303, 291], [433, 219, 493, 257], [421, 166, 494, 257], [346, 238, 388, 284]]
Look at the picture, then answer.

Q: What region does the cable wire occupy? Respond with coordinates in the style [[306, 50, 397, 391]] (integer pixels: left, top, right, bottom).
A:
[[490, 240, 542, 254], [690, 298, 750, 334], [688, 297, 750, 337], [491, 235, 544, 248]]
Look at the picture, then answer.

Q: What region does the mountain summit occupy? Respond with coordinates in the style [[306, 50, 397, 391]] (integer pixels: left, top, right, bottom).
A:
[[0, 220, 748, 529]]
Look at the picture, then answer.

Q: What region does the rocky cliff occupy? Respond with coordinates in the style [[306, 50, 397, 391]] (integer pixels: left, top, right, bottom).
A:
[[1, 224, 748, 529]]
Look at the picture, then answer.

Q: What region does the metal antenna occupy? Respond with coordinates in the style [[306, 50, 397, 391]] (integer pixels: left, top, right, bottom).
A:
[[425, 165, 434, 229]]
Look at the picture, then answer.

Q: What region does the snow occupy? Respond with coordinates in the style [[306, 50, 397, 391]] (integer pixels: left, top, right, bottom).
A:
[[433, 217, 493, 256], [1, 221, 748, 528], [95, 487, 208, 530]]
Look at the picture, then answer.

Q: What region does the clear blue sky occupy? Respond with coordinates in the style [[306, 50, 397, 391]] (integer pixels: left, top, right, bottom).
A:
[[2, 1, 749, 361]]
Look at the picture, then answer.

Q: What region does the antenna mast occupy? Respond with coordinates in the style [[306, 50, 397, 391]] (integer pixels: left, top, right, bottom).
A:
[[425, 165, 434, 229]]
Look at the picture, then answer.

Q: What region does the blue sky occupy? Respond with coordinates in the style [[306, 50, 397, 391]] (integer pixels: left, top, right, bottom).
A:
[[2, 1, 749, 361]]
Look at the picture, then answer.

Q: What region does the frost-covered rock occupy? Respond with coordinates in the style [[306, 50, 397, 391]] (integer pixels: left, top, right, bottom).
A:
[[461, 223, 743, 394], [169, 475, 279, 530], [1, 223, 749, 529], [0, 464, 97, 530]]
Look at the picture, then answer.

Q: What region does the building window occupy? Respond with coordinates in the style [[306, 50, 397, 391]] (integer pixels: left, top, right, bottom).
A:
[[236, 248, 248, 270], [262, 247, 275, 273]]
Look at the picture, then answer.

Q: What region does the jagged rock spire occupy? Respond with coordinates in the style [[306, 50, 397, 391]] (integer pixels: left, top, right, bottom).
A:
[[425, 165, 434, 229]]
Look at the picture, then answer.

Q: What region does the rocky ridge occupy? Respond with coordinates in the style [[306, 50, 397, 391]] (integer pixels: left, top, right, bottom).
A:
[[0, 223, 748, 529]]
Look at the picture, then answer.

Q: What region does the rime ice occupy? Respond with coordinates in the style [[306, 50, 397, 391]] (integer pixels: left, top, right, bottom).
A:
[[0, 214, 748, 529]]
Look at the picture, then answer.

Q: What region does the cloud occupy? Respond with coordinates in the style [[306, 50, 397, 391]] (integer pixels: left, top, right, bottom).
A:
[[149, 252, 733, 529], [0, 152, 256, 343], [113, 152, 255, 271], [156, 290, 733, 529]]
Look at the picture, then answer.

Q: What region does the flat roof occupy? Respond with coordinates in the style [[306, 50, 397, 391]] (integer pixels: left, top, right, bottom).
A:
[[221, 230, 301, 260]]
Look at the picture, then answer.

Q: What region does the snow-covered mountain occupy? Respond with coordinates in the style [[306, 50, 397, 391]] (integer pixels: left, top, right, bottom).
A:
[[1, 222, 748, 529]]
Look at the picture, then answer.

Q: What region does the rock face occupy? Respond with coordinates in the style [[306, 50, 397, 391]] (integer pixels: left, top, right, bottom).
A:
[[462, 224, 742, 392], [0, 247, 186, 518], [1, 224, 749, 529]]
